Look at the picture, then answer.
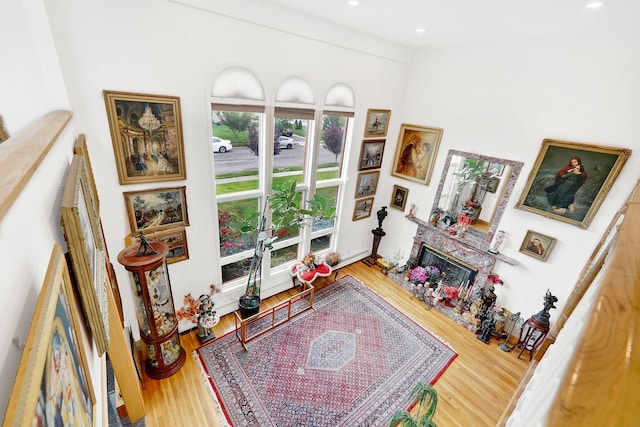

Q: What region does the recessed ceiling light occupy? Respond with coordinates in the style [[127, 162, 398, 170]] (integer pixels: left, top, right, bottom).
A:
[[348, 0, 360, 6], [585, 1, 604, 8], [415, 28, 426, 33]]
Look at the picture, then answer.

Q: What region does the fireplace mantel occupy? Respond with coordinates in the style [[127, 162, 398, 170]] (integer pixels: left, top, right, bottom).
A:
[[406, 214, 519, 267]]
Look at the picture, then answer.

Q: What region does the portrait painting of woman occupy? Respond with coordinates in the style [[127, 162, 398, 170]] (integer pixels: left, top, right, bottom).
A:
[[391, 124, 443, 185], [516, 139, 630, 228]]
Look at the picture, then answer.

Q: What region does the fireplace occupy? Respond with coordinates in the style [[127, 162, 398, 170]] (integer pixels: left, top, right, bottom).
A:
[[417, 243, 477, 289]]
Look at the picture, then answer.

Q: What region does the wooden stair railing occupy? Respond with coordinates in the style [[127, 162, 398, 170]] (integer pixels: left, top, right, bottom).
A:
[[546, 183, 640, 426]]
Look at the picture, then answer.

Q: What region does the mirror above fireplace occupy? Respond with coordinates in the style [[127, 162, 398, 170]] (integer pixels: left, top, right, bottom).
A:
[[431, 149, 524, 246]]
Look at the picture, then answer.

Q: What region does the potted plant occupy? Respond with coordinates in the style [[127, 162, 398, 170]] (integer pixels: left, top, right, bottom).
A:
[[235, 179, 336, 318], [389, 382, 439, 427]]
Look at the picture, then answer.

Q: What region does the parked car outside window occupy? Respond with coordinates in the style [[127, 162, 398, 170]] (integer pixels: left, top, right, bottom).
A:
[[212, 136, 233, 153], [276, 136, 295, 149]]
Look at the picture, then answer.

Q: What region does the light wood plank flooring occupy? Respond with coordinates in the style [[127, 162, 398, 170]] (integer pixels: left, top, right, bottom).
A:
[[135, 261, 529, 426]]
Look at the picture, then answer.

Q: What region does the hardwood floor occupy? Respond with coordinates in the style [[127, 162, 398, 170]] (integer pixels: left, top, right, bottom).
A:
[[136, 261, 529, 427]]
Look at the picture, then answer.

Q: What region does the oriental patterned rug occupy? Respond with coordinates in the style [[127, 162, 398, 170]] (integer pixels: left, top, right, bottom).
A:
[[194, 275, 457, 427]]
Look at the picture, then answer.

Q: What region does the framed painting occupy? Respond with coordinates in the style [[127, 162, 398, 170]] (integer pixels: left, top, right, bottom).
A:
[[74, 134, 100, 215], [515, 138, 631, 228], [353, 197, 374, 221], [137, 228, 189, 264], [364, 109, 391, 138], [103, 90, 186, 185], [4, 244, 95, 426], [390, 185, 408, 211], [391, 124, 443, 185], [358, 139, 385, 171], [519, 230, 557, 262], [124, 186, 190, 235], [355, 171, 380, 198], [486, 177, 500, 194], [61, 155, 109, 355]]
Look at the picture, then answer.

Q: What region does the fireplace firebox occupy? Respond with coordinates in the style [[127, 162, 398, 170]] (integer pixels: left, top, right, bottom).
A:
[[417, 243, 477, 289]]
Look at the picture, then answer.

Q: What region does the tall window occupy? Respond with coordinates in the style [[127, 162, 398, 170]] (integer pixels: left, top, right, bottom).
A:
[[212, 70, 354, 287]]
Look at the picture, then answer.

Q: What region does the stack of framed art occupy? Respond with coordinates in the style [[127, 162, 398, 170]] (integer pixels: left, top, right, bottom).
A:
[[104, 91, 190, 264], [354, 109, 391, 221]]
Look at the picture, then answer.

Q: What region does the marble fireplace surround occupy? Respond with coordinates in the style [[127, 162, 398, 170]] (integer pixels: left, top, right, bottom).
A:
[[394, 215, 518, 330]]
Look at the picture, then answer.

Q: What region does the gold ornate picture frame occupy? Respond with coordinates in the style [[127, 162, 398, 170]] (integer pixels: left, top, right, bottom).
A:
[[390, 185, 408, 211], [137, 228, 189, 264], [104, 90, 186, 185], [391, 124, 443, 185], [515, 138, 631, 228], [364, 109, 391, 138], [123, 186, 190, 235], [353, 197, 374, 221], [355, 171, 380, 198], [519, 230, 556, 262], [61, 155, 109, 354], [4, 245, 95, 426]]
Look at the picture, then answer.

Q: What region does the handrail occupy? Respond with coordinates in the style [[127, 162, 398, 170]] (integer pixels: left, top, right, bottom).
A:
[[0, 110, 72, 221], [546, 189, 640, 426], [234, 282, 316, 350]]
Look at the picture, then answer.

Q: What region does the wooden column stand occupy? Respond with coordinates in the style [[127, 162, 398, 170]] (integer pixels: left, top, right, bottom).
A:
[[363, 228, 386, 267], [117, 242, 186, 379]]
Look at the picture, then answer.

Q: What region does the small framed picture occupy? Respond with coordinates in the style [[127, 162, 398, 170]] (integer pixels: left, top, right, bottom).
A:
[[136, 228, 189, 264], [355, 171, 380, 198], [353, 197, 374, 221], [364, 109, 391, 137], [519, 230, 556, 262], [486, 177, 500, 194], [488, 162, 505, 177], [358, 139, 385, 170], [390, 185, 408, 211], [123, 186, 190, 235]]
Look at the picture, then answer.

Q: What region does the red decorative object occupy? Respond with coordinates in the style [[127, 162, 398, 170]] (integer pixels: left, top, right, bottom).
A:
[[291, 262, 332, 284]]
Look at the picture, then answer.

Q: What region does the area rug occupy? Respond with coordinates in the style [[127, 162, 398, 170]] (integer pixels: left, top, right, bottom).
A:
[[194, 275, 457, 427]]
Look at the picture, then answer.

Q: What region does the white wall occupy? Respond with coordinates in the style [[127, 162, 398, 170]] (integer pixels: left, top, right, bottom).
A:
[[0, 0, 106, 421], [43, 0, 410, 334], [397, 31, 640, 320]]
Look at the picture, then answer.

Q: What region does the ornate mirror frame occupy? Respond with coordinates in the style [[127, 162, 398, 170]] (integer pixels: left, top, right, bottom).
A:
[[431, 149, 524, 248]]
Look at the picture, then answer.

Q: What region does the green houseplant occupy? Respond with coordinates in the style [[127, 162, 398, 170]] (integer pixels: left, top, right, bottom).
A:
[[236, 179, 336, 318], [389, 382, 439, 427]]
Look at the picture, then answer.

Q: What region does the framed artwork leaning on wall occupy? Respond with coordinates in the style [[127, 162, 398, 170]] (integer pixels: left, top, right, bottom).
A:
[[4, 244, 95, 426], [61, 155, 109, 355]]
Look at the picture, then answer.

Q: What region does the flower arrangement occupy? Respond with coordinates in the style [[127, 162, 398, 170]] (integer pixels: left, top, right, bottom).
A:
[[442, 286, 459, 300], [410, 266, 429, 284], [425, 266, 441, 283], [325, 251, 341, 267], [487, 273, 504, 286]]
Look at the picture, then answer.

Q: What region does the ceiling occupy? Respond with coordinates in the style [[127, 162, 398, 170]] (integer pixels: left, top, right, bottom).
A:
[[266, 0, 639, 48]]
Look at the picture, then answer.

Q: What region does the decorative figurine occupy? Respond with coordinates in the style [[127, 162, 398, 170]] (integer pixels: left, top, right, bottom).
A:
[[376, 206, 388, 230], [488, 230, 505, 254], [477, 314, 496, 344], [136, 231, 158, 256], [195, 293, 217, 344]]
